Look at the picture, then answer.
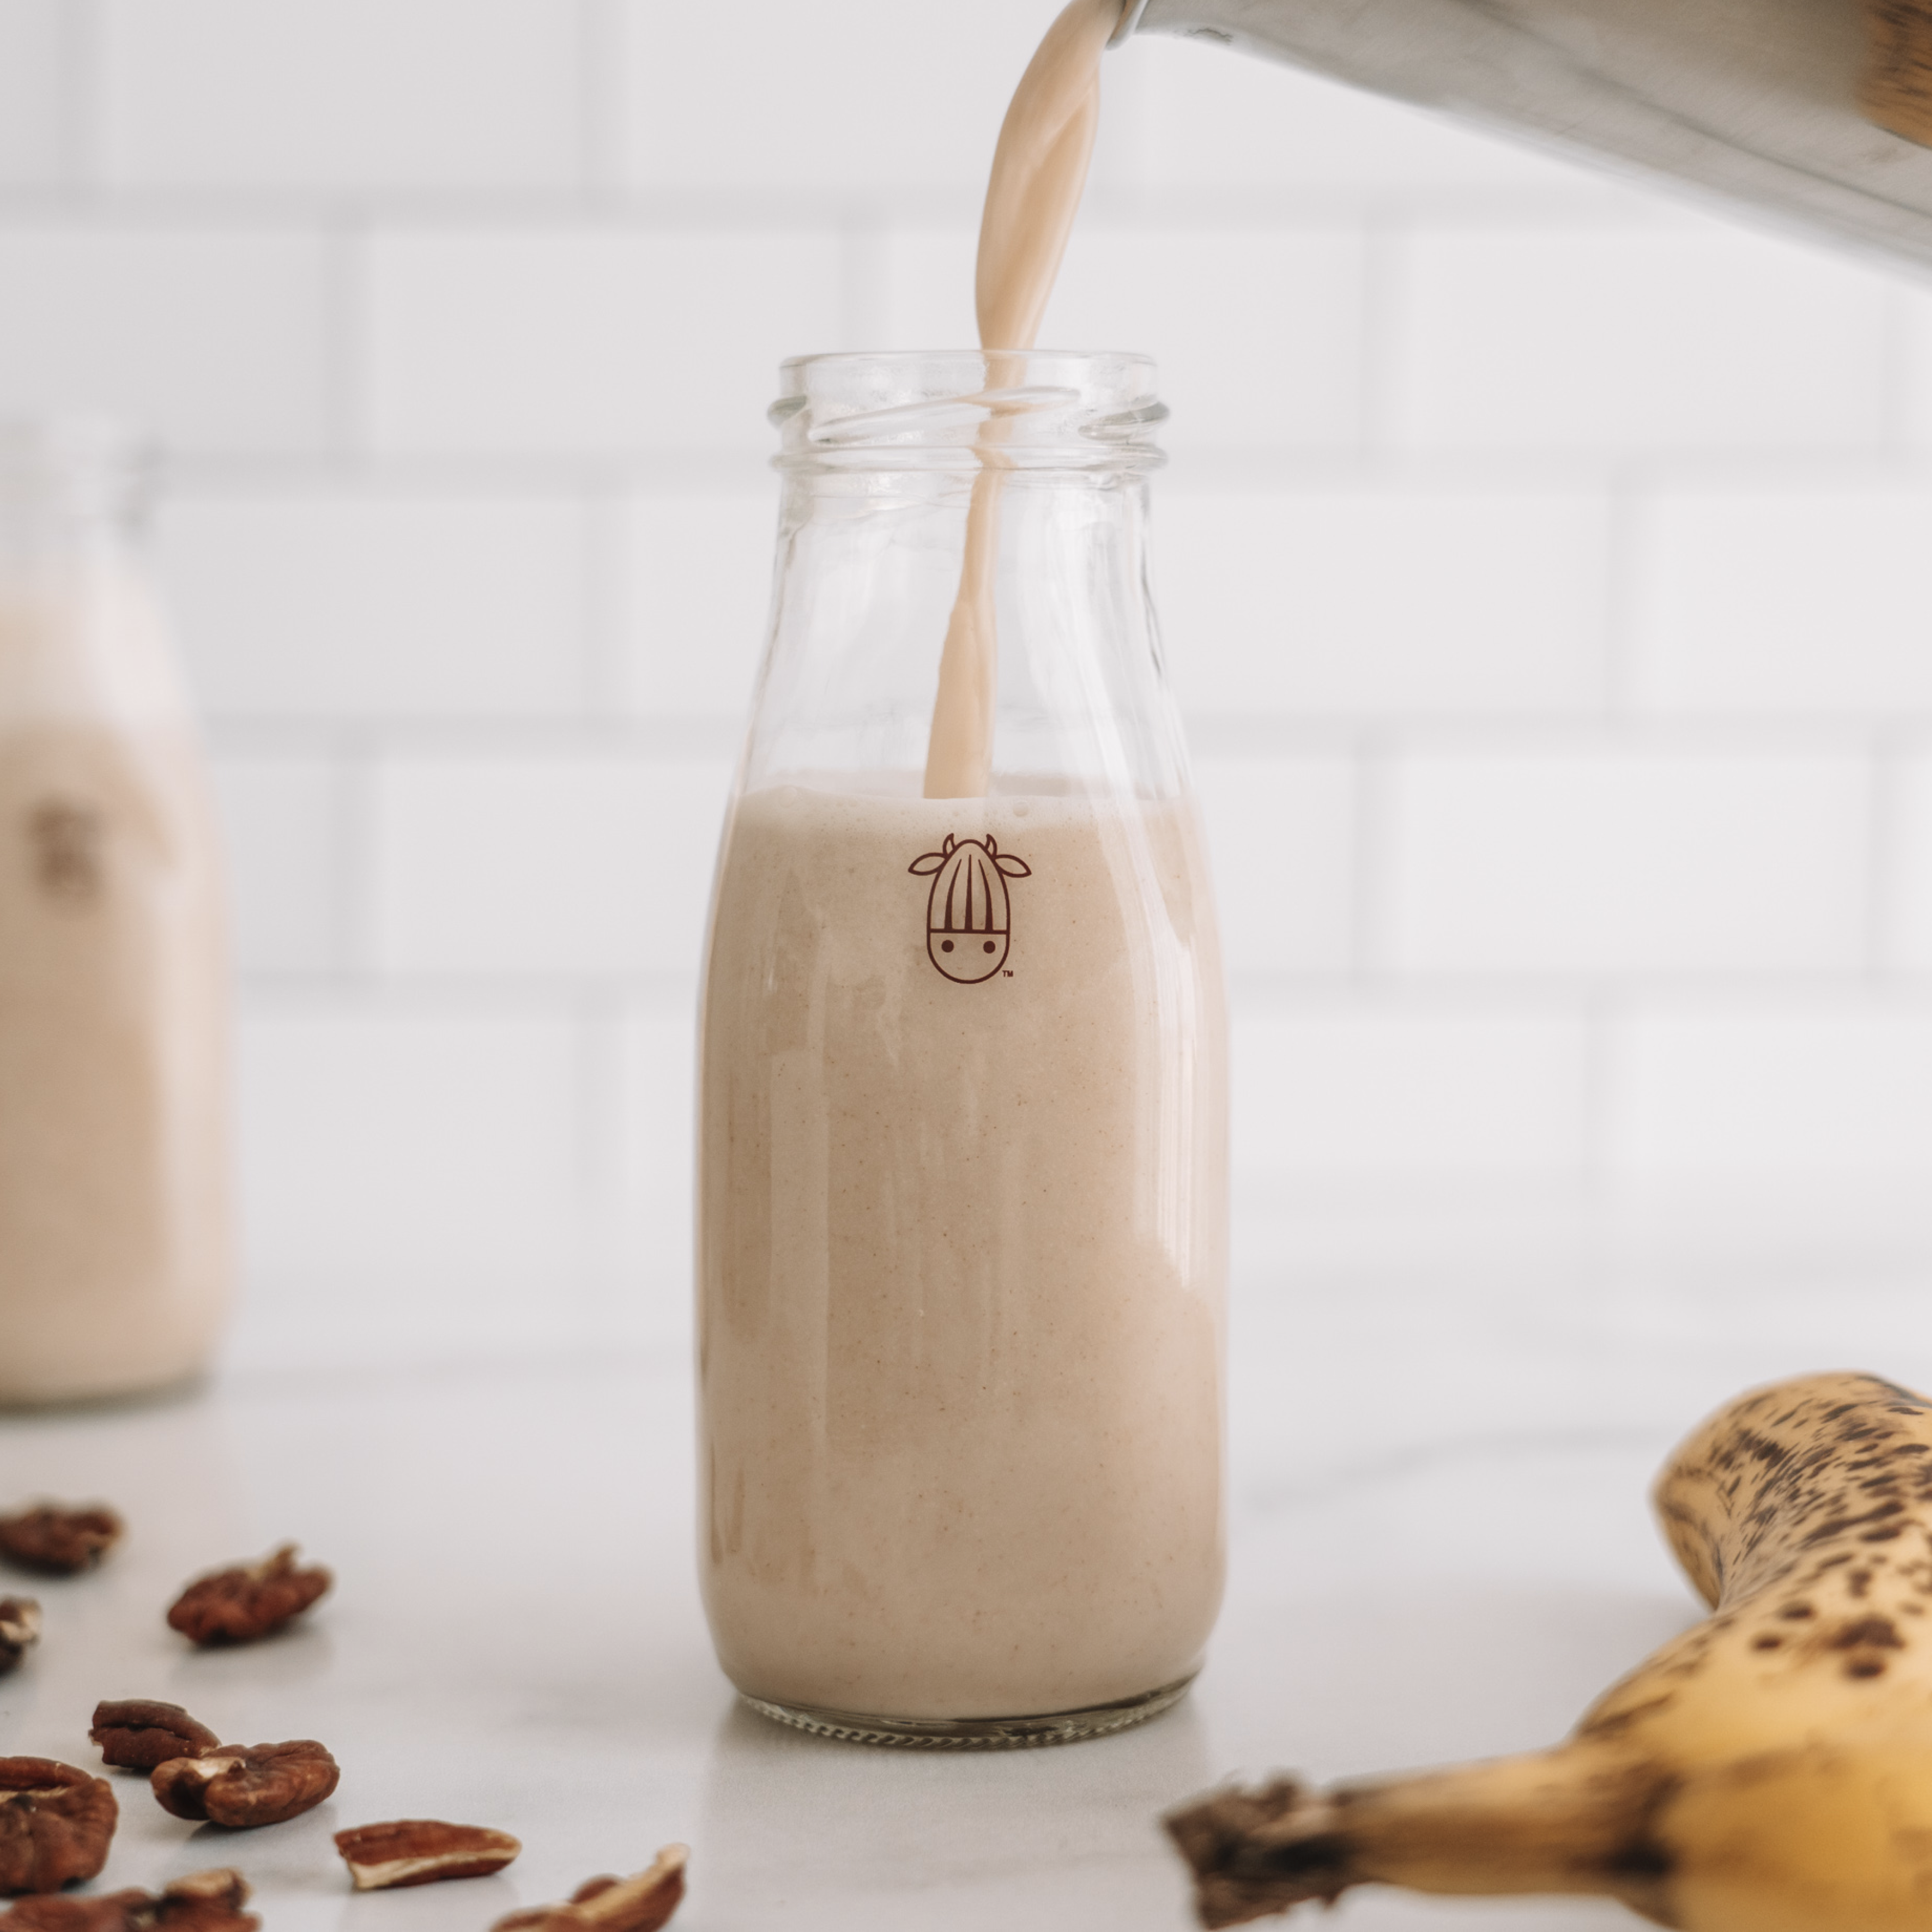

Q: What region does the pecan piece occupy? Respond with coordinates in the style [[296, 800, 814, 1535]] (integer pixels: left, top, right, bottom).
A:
[[334, 1820, 521, 1890], [0, 1890, 146, 1932], [145, 1870, 256, 1932], [166, 1546, 330, 1646], [151, 1741, 338, 1829], [0, 1760, 116, 1895], [0, 1603, 39, 1678], [0, 1870, 253, 1932], [492, 1847, 688, 1932], [0, 1507, 121, 1578], [89, 1701, 220, 1774]]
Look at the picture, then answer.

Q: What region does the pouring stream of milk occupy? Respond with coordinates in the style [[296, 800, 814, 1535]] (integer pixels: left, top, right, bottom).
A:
[[922, 0, 1124, 800]]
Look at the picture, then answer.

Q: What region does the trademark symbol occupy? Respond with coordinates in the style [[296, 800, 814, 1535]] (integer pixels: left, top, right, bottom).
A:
[[1003, 969, 1013, 978]]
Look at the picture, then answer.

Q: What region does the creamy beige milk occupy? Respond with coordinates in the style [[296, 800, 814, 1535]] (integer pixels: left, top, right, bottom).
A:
[[0, 573, 231, 1403], [699, 782, 1226, 1717], [923, 0, 1122, 799]]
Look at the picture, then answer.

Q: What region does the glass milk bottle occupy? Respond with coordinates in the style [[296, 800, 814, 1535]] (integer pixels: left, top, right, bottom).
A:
[[0, 421, 232, 1403], [697, 351, 1227, 1745]]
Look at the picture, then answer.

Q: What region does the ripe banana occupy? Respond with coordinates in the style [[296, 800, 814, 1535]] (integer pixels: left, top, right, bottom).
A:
[[1165, 1370, 1932, 1931]]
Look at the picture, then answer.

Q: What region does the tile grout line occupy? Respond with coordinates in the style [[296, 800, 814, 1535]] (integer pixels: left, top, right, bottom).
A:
[[577, 0, 625, 198], [574, 988, 632, 1296], [840, 208, 892, 351], [1880, 281, 1916, 455], [1347, 732, 1383, 980], [1578, 985, 1621, 1189], [1868, 729, 1904, 980], [332, 733, 383, 983], [581, 484, 630, 717], [1598, 465, 1640, 717], [1354, 207, 1401, 456], [322, 214, 368, 461], [59, 0, 102, 193], [231, 969, 701, 1009], [233, 964, 1932, 1004]]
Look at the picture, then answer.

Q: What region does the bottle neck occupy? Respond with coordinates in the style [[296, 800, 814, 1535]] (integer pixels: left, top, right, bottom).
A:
[[0, 423, 183, 732], [0, 421, 148, 580], [753, 466, 1179, 800]]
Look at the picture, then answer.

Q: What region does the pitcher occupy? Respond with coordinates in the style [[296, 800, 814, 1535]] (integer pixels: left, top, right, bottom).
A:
[[1118, 0, 1932, 270]]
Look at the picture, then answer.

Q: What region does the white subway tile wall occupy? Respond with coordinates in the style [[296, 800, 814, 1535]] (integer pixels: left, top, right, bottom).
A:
[[365, 229, 849, 455], [1156, 486, 1610, 713], [98, 0, 586, 192], [0, 230, 333, 450], [209, 752, 345, 975], [620, 491, 774, 718], [369, 754, 733, 976], [4, 2, 1924, 1359], [165, 492, 593, 717], [1630, 484, 1932, 713], [1379, 746, 1872, 975], [0, 1, 69, 188], [1233, 1003, 1592, 1177], [882, 223, 1370, 448], [1388, 223, 1894, 453]]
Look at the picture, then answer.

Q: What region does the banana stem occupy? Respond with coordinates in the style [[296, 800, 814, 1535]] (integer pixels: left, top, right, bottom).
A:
[[1165, 1748, 1680, 1929]]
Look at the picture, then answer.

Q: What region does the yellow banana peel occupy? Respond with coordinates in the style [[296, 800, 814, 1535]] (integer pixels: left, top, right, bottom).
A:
[[1166, 1371, 1932, 1931]]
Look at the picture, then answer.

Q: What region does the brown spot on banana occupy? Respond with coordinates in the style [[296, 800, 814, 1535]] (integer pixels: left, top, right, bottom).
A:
[[1165, 1371, 1932, 1929]]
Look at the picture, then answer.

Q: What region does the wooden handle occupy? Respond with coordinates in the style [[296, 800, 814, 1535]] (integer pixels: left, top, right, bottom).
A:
[[1863, 0, 1932, 146]]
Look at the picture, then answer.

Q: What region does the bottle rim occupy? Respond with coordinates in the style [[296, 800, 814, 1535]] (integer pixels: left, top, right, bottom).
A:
[[771, 349, 1167, 474]]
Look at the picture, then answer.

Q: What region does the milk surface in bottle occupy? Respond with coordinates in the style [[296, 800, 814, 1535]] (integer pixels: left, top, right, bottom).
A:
[[0, 421, 232, 1404]]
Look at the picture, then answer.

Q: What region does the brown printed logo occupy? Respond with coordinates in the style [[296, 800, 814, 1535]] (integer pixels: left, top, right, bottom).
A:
[[909, 833, 1031, 983], [27, 798, 105, 906]]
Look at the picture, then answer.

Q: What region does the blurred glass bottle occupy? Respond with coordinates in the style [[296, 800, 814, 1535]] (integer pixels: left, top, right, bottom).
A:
[[0, 421, 232, 1403]]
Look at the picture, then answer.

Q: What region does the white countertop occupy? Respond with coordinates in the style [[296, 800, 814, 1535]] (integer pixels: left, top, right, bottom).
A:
[[6, 1192, 1932, 1932]]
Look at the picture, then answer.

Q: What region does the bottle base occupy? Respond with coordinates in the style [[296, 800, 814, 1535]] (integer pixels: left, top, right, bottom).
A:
[[0, 1361, 215, 1412], [739, 1672, 1196, 1749]]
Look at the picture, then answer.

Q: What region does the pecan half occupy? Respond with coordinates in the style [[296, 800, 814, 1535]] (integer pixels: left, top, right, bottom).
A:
[[0, 1870, 254, 1932], [0, 1760, 116, 1895], [334, 1820, 521, 1890], [89, 1701, 220, 1774], [0, 1603, 39, 1678], [151, 1741, 338, 1830], [166, 1546, 330, 1646], [0, 1508, 122, 1578], [492, 1848, 687, 1932]]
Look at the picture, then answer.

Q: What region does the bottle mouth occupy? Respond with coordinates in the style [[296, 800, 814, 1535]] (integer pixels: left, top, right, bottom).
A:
[[771, 350, 1167, 474]]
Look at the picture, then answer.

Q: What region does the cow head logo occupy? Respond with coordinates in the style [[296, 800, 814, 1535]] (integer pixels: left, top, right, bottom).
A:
[[909, 833, 1031, 984]]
